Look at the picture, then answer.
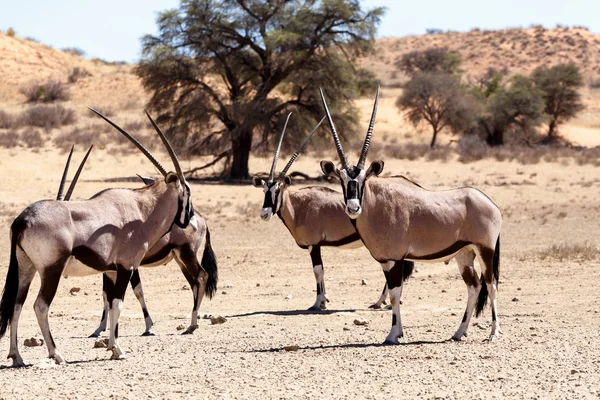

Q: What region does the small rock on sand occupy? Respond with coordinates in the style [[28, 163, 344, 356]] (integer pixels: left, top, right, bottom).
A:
[[181, 285, 190, 291], [283, 345, 299, 352], [361, 279, 368, 286], [210, 316, 227, 325], [93, 339, 109, 348], [285, 295, 292, 300], [69, 287, 80, 295], [24, 338, 44, 347], [354, 318, 369, 326], [176, 324, 187, 331]]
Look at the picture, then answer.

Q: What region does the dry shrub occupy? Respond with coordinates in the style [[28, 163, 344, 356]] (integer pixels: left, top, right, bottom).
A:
[[21, 129, 44, 148], [384, 142, 430, 161], [0, 110, 16, 129], [235, 201, 261, 220], [20, 104, 77, 130], [68, 67, 91, 84], [53, 124, 110, 151], [0, 131, 20, 148], [20, 80, 70, 103], [538, 242, 600, 261], [89, 105, 115, 117]]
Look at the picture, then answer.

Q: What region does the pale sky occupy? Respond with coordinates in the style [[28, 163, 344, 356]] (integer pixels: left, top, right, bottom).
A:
[[1, 0, 598, 62]]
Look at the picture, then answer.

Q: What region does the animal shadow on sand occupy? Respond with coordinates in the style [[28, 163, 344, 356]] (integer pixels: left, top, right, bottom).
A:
[[242, 339, 450, 353], [227, 308, 358, 318]]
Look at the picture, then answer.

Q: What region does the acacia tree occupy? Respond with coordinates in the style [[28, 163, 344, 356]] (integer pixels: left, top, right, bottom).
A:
[[531, 63, 584, 142], [397, 47, 461, 76], [396, 72, 477, 148], [137, 0, 383, 179]]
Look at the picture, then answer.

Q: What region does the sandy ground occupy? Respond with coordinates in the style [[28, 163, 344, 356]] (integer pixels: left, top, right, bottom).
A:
[[0, 147, 598, 399]]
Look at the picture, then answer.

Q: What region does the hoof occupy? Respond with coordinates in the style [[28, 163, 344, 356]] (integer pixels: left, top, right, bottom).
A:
[[181, 326, 198, 335], [88, 332, 101, 338], [368, 304, 382, 310], [487, 334, 499, 342], [51, 353, 66, 365], [9, 356, 27, 368], [382, 338, 400, 346], [384, 305, 393, 311], [110, 351, 128, 360], [141, 330, 156, 337], [307, 306, 321, 311], [450, 335, 462, 342]]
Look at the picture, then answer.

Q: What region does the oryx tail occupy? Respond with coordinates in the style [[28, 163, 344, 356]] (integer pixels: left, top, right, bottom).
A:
[[201, 228, 218, 298], [0, 217, 27, 338]]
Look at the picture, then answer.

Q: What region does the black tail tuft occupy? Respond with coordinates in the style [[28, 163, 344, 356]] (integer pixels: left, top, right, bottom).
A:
[[493, 236, 500, 285], [201, 228, 218, 299], [475, 274, 488, 317], [402, 260, 414, 282], [0, 218, 26, 338]]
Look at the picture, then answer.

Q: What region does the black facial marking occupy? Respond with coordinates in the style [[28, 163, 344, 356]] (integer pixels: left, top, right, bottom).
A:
[[383, 262, 404, 290], [346, 166, 361, 179], [262, 182, 280, 213], [347, 180, 358, 200]]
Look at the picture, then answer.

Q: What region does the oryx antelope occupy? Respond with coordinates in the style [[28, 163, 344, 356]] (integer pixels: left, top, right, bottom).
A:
[[56, 148, 217, 338], [253, 114, 413, 310], [0, 109, 195, 366], [319, 87, 502, 343]]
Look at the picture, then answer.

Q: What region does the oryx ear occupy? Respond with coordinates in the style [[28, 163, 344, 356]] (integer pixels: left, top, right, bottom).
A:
[[320, 160, 338, 177], [252, 176, 264, 188], [137, 174, 156, 185], [366, 160, 384, 178], [283, 175, 292, 186], [165, 172, 179, 187]]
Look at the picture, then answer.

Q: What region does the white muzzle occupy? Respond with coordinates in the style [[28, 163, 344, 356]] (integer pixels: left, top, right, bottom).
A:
[[346, 199, 361, 218], [261, 208, 273, 221]]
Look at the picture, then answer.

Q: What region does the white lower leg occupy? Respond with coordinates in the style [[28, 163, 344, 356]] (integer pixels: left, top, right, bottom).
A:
[[108, 299, 126, 359], [384, 286, 403, 344], [489, 282, 500, 341], [8, 305, 25, 366], [92, 293, 109, 337], [310, 264, 327, 309], [452, 285, 478, 340], [133, 285, 153, 334], [34, 298, 64, 364]]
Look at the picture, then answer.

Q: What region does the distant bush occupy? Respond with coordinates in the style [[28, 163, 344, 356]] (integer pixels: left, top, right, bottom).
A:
[[0, 131, 20, 148], [19, 104, 76, 130], [6, 27, 16, 37], [24, 36, 40, 43], [61, 47, 86, 57], [425, 28, 444, 35], [20, 79, 70, 102], [587, 76, 600, 89], [53, 125, 109, 151], [21, 129, 44, 148], [539, 242, 599, 261], [68, 67, 91, 83], [0, 110, 16, 129], [89, 105, 115, 117]]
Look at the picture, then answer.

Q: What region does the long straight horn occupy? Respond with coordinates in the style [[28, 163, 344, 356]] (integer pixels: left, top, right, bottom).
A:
[[319, 88, 348, 169], [279, 116, 325, 179], [357, 84, 380, 169], [269, 112, 292, 182], [57, 145, 75, 200], [64, 145, 94, 201], [144, 110, 185, 183], [89, 108, 168, 177]]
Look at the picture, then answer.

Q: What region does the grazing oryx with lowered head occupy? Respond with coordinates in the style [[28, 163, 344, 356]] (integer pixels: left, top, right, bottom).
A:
[[56, 147, 217, 338], [0, 109, 195, 366], [319, 87, 502, 343], [253, 114, 413, 310]]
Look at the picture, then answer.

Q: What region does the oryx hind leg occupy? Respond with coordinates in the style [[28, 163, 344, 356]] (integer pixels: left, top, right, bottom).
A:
[[8, 249, 36, 367], [382, 261, 405, 345], [174, 245, 206, 335], [451, 248, 479, 341], [90, 273, 112, 338], [33, 256, 69, 365], [106, 266, 133, 360], [475, 239, 501, 342], [369, 282, 388, 309], [129, 270, 154, 336], [308, 246, 328, 311]]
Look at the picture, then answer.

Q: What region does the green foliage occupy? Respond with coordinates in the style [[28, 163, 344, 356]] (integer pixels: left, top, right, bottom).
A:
[[397, 47, 462, 76], [531, 63, 584, 140], [396, 72, 479, 148], [136, 0, 384, 179]]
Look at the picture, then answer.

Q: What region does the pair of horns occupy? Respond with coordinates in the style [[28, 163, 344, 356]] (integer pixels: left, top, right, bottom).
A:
[[268, 113, 326, 182], [57, 145, 94, 201], [89, 108, 186, 184], [319, 85, 380, 169]]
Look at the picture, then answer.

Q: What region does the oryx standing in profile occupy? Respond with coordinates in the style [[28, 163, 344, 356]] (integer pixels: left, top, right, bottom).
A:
[[253, 114, 413, 310], [319, 87, 502, 343], [0, 109, 196, 366], [56, 147, 217, 338]]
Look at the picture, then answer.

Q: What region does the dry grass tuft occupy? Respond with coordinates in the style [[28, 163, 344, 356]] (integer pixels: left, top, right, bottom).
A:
[[67, 67, 91, 84], [21, 129, 44, 148], [538, 242, 600, 261], [0, 130, 20, 148], [20, 80, 70, 103], [0, 109, 16, 129], [53, 124, 110, 151], [19, 104, 76, 130]]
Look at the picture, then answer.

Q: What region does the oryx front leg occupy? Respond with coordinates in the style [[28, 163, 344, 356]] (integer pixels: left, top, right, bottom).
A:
[[451, 249, 479, 341], [308, 246, 328, 311], [382, 261, 404, 345], [107, 266, 133, 360], [130, 270, 154, 336], [34, 259, 68, 365], [90, 273, 112, 338]]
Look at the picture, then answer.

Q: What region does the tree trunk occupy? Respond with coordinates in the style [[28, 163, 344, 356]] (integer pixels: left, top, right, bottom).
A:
[[485, 127, 504, 146], [229, 129, 252, 180], [547, 119, 557, 140], [430, 128, 439, 148]]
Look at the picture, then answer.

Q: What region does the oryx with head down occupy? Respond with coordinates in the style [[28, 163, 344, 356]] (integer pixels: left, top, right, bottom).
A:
[[253, 114, 413, 310], [56, 147, 217, 338], [0, 109, 195, 366], [319, 87, 502, 343]]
